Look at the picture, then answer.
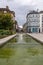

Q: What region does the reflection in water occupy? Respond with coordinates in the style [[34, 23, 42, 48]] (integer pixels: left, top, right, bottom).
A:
[[20, 34, 23, 40], [0, 34, 43, 65], [23, 34, 31, 43], [17, 34, 25, 44], [18, 34, 23, 41], [3, 36, 18, 48], [8, 36, 18, 43], [27, 47, 40, 56]]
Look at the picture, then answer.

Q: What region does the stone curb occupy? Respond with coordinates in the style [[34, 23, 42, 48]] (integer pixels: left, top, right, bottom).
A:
[[0, 34, 17, 46], [27, 33, 43, 44]]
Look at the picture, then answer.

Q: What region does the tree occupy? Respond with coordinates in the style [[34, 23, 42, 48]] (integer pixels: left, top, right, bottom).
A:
[[0, 13, 13, 30]]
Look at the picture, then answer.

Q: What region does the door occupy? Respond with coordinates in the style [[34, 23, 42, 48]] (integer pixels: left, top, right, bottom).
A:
[[32, 28, 38, 33]]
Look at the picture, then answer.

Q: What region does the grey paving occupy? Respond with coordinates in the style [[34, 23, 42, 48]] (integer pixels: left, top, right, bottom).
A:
[[27, 33, 43, 43]]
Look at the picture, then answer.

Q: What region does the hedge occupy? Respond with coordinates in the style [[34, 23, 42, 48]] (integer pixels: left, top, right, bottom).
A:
[[0, 30, 13, 35]]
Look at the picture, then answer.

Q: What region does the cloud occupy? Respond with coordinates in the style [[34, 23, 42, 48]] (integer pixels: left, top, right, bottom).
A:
[[15, 5, 36, 25], [0, 0, 43, 26], [13, 0, 32, 5]]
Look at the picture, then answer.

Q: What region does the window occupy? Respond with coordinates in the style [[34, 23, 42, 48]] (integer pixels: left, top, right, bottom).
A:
[[36, 14, 37, 17], [4, 11, 7, 13], [42, 15, 43, 22], [32, 28, 38, 32], [33, 14, 34, 17]]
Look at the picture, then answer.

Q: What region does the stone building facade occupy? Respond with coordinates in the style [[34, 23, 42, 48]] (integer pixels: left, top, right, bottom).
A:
[[26, 11, 43, 33]]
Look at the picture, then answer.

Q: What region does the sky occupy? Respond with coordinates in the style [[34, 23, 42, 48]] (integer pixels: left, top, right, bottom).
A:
[[0, 0, 43, 26]]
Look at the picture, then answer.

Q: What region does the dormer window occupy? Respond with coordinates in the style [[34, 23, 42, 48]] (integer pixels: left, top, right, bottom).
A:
[[4, 11, 7, 13]]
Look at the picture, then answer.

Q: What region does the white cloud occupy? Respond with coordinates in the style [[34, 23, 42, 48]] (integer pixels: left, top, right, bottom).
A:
[[0, 0, 43, 9], [14, 0, 32, 5], [0, 0, 43, 25]]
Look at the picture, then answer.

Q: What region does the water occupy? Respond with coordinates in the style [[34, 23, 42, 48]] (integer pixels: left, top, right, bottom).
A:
[[0, 34, 43, 65]]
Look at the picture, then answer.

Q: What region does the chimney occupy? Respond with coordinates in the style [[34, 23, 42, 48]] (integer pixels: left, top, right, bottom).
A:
[[6, 6, 9, 9]]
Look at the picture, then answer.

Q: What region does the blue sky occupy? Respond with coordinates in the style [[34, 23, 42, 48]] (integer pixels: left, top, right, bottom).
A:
[[0, 0, 43, 26]]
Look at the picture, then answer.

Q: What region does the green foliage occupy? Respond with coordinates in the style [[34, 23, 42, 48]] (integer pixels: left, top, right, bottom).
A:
[[9, 38, 18, 43], [0, 13, 13, 30], [23, 35, 31, 43], [0, 30, 13, 35]]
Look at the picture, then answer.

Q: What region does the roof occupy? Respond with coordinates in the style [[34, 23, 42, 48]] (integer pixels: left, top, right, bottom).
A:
[[0, 6, 15, 17], [39, 11, 43, 13], [27, 10, 39, 17], [0, 8, 9, 11], [27, 10, 43, 17]]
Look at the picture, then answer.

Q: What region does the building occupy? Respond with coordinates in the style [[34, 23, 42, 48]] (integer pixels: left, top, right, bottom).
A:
[[23, 23, 28, 32], [39, 11, 43, 32], [26, 10, 43, 33], [0, 6, 16, 30], [0, 6, 15, 20]]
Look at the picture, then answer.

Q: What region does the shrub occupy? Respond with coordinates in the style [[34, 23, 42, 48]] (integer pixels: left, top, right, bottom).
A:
[[0, 30, 13, 35]]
